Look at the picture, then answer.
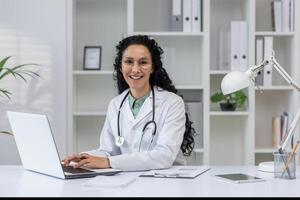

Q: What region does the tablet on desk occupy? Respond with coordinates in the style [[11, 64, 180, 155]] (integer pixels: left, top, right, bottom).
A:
[[214, 173, 266, 184]]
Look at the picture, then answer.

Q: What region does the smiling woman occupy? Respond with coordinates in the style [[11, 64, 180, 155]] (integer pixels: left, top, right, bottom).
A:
[[63, 35, 196, 171]]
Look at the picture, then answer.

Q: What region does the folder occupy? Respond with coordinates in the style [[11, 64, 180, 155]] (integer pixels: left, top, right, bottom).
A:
[[255, 37, 264, 86], [171, 0, 183, 31], [191, 0, 201, 32], [263, 36, 273, 87], [183, 0, 192, 32]]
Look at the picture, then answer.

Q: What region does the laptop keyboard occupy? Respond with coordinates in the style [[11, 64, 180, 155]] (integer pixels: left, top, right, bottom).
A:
[[62, 165, 94, 174]]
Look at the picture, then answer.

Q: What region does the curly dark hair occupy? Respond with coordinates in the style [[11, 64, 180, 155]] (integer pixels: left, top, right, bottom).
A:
[[113, 35, 195, 156]]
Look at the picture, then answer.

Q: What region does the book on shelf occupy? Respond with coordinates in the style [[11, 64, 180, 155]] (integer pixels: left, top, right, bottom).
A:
[[272, 112, 289, 148]]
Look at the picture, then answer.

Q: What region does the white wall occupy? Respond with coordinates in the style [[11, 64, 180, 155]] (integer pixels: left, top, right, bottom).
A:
[[0, 0, 67, 164]]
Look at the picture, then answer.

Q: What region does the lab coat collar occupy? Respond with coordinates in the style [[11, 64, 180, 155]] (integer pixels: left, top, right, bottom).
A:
[[120, 86, 163, 124]]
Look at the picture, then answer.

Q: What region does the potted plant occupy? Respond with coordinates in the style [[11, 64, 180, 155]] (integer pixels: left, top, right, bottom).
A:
[[0, 56, 40, 135], [210, 89, 247, 111]]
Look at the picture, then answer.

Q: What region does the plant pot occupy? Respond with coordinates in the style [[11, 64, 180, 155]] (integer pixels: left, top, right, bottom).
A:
[[220, 102, 237, 111]]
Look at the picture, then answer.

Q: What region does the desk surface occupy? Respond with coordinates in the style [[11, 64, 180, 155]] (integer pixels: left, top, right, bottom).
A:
[[1, 165, 300, 197]]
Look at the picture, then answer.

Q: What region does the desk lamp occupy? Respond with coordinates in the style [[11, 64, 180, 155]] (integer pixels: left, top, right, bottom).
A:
[[221, 51, 300, 172]]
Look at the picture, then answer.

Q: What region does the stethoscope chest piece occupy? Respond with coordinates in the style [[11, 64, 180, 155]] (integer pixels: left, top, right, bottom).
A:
[[115, 136, 125, 146]]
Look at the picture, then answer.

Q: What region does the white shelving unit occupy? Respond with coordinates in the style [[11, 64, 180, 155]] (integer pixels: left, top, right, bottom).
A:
[[67, 0, 300, 166]]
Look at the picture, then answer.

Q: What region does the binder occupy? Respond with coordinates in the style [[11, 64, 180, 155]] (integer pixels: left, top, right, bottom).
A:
[[271, 0, 282, 32], [282, 0, 289, 32], [263, 36, 273, 87], [255, 37, 264, 86], [171, 0, 183, 31], [230, 21, 240, 71], [230, 21, 247, 71], [183, 0, 192, 32], [239, 21, 248, 71], [290, 0, 295, 31], [191, 0, 201, 32]]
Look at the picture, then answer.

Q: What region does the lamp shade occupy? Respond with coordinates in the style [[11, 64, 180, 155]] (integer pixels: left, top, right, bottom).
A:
[[221, 71, 250, 95]]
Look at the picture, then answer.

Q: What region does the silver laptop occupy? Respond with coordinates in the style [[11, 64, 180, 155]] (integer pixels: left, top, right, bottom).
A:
[[7, 111, 121, 179]]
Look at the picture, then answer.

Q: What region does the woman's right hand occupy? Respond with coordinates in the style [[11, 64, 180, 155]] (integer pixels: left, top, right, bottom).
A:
[[62, 154, 84, 166]]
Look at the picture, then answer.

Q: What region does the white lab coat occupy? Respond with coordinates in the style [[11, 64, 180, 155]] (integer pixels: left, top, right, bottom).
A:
[[85, 86, 186, 171]]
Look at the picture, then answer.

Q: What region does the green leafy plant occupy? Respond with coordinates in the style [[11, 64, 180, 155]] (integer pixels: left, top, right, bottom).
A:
[[0, 56, 40, 135], [210, 89, 247, 109], [0, 56, 40, 101]]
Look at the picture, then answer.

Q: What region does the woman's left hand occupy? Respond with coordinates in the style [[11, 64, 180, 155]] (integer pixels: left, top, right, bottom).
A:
[[74, 153, 111, 169]]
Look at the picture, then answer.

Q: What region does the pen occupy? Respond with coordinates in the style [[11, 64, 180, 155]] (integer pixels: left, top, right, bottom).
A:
[[281, 141, 300, 178]]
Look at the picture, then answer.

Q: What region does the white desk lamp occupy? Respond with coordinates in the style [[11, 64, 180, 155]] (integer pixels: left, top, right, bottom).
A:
[[221, 51, 300, 172]]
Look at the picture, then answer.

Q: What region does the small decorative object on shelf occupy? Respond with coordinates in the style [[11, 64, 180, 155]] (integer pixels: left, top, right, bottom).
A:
[[210, 90, 247, 111], [83, 46, 102, 70]]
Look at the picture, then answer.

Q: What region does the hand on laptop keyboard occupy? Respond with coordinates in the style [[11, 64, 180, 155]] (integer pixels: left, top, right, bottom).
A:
[[62, 165, 94, 174]]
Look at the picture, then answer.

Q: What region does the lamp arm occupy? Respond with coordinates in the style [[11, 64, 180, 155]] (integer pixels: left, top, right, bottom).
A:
[[252, 54, 300, 152], [278, 107, 300, 152], [250, 55, 300, 92], [271, 57, 300, 92]]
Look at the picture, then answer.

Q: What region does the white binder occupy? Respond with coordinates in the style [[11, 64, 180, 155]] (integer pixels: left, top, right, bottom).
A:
[[272, 0, 282, 32], [263, 36, 273, 87], [191, 0, 201, 32], [183, 0, 192, 32], [282, 0, 290, 32], [230, 21, 241, 71], [255, 37, 264, 86], [239, 21, 248, 71], [171, 0, 183, 31]]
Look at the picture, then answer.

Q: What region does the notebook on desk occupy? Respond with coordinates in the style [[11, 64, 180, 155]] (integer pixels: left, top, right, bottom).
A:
[[140, 166, 210, 179], [7, 111, 121, 179]]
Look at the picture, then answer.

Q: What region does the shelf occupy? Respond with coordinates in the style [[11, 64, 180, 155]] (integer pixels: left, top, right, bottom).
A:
[[255, 86, 294, 91], [73, 111, 107, 116], [255, 148, 277, 153], [210, 70, 230, 75], [209, 111, 249, 116], [193, 148, 204, 153], [176, 85, 204, 90], [131, 32, 204, 37], [255, 32, 295, 36], [73, 70, 114, 75]]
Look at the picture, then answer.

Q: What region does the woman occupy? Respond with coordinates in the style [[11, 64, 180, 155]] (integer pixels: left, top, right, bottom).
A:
[[64, 35, 195, 171]]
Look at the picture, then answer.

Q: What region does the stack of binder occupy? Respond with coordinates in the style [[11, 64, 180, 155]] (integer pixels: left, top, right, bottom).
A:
[[171, 0, 202, 32], [255, 36, 273, 86]]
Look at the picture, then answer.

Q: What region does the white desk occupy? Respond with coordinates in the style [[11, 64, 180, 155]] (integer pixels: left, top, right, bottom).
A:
[[1, 165, 300, 197]]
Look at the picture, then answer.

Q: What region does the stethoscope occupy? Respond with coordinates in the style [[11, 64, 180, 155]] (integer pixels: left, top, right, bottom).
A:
[[115, 87, 157, 150]]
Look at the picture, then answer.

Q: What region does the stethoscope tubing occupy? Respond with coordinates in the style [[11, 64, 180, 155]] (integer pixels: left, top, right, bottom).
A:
[[116, 87, 156, 147]]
